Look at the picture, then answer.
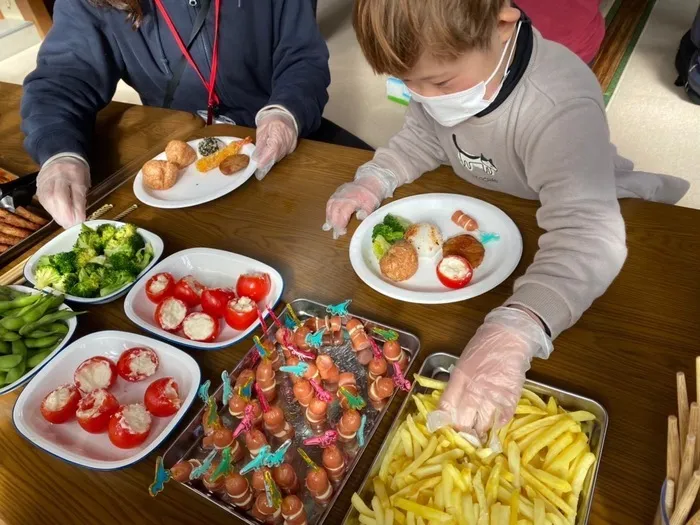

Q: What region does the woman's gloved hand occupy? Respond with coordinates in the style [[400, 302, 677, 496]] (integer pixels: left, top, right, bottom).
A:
[[428, 306, 553, 439], [37, 156, 91, 229], [323, 164, 399, 239], [252, 110, 298, 181]]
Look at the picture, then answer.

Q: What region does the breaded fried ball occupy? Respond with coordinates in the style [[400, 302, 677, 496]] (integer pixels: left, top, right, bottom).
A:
[[165, 140, 197, 169], [379, 240, 418, 282], [142, 160, 179, 190], [442, 234, 485, 268], [219, 154, 250, 175]]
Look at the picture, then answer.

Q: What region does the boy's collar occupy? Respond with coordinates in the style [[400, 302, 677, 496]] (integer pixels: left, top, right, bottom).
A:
[[475, 11, 533, 118]]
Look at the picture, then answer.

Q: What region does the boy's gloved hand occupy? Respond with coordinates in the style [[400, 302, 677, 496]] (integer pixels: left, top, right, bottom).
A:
[[37, 156, 91, 229], [252, 111, 298, 181], [427, 306, 553, 438], [323, 164, 399, 239]]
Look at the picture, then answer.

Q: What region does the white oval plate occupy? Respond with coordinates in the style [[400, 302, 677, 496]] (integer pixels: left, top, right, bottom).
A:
[[123, 248, 283, 350], [349, 193, 522, 304], [133, 136, 257, 209], [13, 330, 200, 470], [0, 285, 78, 397], [24, 220, 164, 305]]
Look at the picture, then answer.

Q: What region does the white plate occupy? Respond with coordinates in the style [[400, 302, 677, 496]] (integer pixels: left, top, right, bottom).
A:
[[24, 220, 164, 305], [349, 193, 522, 304], [133, 136, 257, 209], [13, 331, 200, 470], [123, 248, 283, 350], [0, 285, 78, 396]]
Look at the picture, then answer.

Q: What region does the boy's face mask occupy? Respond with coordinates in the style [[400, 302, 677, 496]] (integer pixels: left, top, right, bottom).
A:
[[408, 22, 521, 127]]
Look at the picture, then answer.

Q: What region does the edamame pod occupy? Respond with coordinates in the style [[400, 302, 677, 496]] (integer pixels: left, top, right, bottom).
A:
[[0, 354, 23, 370], [0, 332, 21, 342], [26, 323, 69, 338], [4, 359, 27, 384], [25, 336, 60, 349], [0, 372, 6, 386], [11, 340, 27, 357], [0, 341, 10, 354], [0, 294, 41, 312], [27, 350, 52, 368], [19, 310, 85, 336]]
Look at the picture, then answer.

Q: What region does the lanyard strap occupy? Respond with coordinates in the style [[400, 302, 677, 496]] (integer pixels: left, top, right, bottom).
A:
[[154, 0, 221, 124]]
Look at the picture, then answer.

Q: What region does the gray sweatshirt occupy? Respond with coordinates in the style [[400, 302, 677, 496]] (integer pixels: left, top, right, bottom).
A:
[[366, 29, 689, 339]]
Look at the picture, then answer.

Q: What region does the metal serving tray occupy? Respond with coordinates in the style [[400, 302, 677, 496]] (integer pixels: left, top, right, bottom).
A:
[[163, 298, 421, 525], [342, 352, 609, 525]]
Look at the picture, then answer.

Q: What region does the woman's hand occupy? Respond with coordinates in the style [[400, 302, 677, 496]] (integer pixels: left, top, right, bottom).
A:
[[428, 306, 553, 439], [252, 111, 298, 181], [37, 156, 91, 229]]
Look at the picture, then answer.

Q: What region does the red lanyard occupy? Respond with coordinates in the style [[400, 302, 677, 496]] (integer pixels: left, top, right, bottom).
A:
[[154, 0, 221, 125]]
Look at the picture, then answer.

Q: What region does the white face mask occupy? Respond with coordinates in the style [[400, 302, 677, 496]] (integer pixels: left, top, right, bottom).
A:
[[408, 22, 522, 127]]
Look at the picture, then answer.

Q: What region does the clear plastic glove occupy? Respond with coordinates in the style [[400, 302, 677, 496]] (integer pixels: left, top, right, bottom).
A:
[[36, 156, 91, 229], [252, 111, 298, 181], [428, 306, 553, 438], [322, 164, 399, 239]]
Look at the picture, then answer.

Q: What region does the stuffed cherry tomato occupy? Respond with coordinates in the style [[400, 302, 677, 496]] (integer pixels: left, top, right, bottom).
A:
[[116, 347, 159, 382], [436, 255, 473, 289], [40, 384, 81, 424], [155, 296, 188, 332], [76, 388, 119, 433], [74, 356, 117, 393], [173, 276, 204, 307], [145, 273, 175, 303], [201, 288, 235, 318], [235, 273, 271, 302], [224, 296, 258, 330], [144, 377, 182, 417], [182, 312, 220, 342], [108, 403, 152, 448]]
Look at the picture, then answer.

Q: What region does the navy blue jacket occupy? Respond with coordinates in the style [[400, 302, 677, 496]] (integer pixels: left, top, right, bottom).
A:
[[21, 0, 330, 165]]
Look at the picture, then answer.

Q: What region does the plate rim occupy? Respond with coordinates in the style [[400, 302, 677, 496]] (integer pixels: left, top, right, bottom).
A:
[[349, 193, 523, 304]]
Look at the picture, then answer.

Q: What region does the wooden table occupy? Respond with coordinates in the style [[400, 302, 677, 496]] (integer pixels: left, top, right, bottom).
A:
[[0, 123, 696, 524]]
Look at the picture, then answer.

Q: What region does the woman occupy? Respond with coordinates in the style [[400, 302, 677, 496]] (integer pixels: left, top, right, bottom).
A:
[[21, 0, 330, 228]]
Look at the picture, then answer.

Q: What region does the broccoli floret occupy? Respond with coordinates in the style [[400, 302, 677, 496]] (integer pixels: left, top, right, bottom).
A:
[[69, 278, 100, 298], [372, 235, 392, 260], [114, 223, 138, 242], [100, 269, 135, 297], [134, 243, 154, 272], [107, 252, 139, 274], [74, 224, 103, 251], [36, 255, 53, 270], [96, 224, 118, 244], [372, 221, 406, 243], [35, 267, 61, 289], [78, 263, 106, 283], [104, 234, 145, 258], [51, 251, 77, 274], [383, 214, 411, 233], [53, 273, 78, 293], [74, 247, 98, 268]]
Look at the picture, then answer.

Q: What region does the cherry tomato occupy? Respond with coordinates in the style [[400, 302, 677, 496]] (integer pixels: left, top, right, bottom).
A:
[[235, 272, 271, 302], [173, 276, 204, 307], [40, 384, 81, 424], [145, 273, 175, 303], [182, 312, 221, 342], [108, 404, 152, 448], [201, 288, 235, 318], [116, 347, 159, 382], [436, 255, 473, 289], [224, 296, 258, 331], [144, 377, 182, 417], [76, 389, 119, 433], [74, 356, 117, 393], [154, 296, 188, 332]]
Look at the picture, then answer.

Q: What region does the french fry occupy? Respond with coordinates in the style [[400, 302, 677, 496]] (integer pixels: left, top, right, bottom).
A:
[[354, 494, 376, 517], [534, 499, 546, 525], [360, 516, 378, 525], [511, 415, 563, 442], [408, 415, 429, 448], [545, 433, 588, 474], [394, 498, 453, 523], [413, 396, 430, 419], [569, 452, 596, 496], [426, 449, 465, 465], [485, 463, 501, 506], [400, 437, 439, 479], [527, 466, 573, 493], [509, 492, 519, 525], [522, 418, 578, 465], [381, 430, 405, 483], [414, 375, 447, 391], [498, 420, 514, 445], [545, 512, 566, 525], [544, 433, 575, 468], [474, 472, 488, 516], [509, 414, 541, 433], [442, 469, 454, 510], [521, 389, 548, 410], [566, 411, 596, 423], [521, 467, 575, 516], [394, 510, 406, 525], [372, 496, 385, 525], [446, 464, 467, 492], [402, 428, 415, 458], [515, 406, 548, 416], [385, 509, 395, 525], [464, 496, 476, 525], [414, 465, 445, 480], [374, 478, 391, 509], [507, 441, 521, 489], [407, 512, 416, 525], [546, 397, 558, 416]]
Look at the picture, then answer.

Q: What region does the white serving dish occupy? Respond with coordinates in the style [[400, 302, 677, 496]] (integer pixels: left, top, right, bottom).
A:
[[0, 285, 78, 396], [349, 193, 522, 304], [123, 248, 283, 350], [133, 136, 257, 209], [13, 330, 200, 470], [24, 220, 164, 305]]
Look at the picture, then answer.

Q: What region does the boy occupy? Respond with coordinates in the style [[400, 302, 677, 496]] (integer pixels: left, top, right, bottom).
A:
[[323, 0, 689, 437]]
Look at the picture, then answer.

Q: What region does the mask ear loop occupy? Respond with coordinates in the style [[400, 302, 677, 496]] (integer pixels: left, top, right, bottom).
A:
[[484, 21, 522, 99]]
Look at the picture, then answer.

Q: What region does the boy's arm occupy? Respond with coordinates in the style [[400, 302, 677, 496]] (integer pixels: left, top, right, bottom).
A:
[[507, 99, 627, 339]]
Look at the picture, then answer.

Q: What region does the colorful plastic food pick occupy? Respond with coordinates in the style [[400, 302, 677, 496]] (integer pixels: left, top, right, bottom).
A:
[[264, 470, 283, 509], [303, 430, 338, 448], [264, 439, 292, 468], [392, 362, 412, 392], [267, 306, 284, 328], [372, 327, 398, 341], [238, 375, 254, 400], [305, 328, 325, 349], [149, 456, 171, 496], [241, 445, 272, 475], [326, 299, 352, 316], [253, 335, 270, 359], [190, 449, 217, 480], [369, 337, 383, 360], [339, 386, 366, 410], [290, 344, 316, 361], [198, 380, 211, 403], [210, 446, 234, 482], [233, 403, 256, 438], [285, 304, 302, 329], [255, 382, 271, 413], [297, 448, 319, 471], [221, 370, 234, 407], [309, 378, 332, 403], [358, 415, 367, 447], [280, 361, 310, 378]]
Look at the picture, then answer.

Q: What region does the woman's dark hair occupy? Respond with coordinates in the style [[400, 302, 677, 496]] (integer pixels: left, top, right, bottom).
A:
[[90, 0, 143, 28]]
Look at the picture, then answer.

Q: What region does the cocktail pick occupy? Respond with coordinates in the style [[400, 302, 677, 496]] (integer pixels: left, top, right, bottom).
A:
[[149, 456, 171, 497], [369, 337, 383, 360], [238, 376, 254, 400], [303, 430, 338, 448], [280, 362, 310, 378], [290, 344, 316, 361], [210, 446, 234, 482], [285, 304, 301, 329], [326, 299, 351, 317], [372, 327, 398, 341], [190, 450, 217, 480], [358, 415, 368, 447], [255, 382, 271, 413], [256, 307, 269, 333], [205, 396, 221, 428], [309, 378, 332, 403], [392, 362, 412, 392], [233, 404, 256, 438], [198, 380, 211, 403], [264, 470, 283, 509], [253, 336, 270, 359], [297, 448, 319, 471], [241, 445, 271, 475], [267, 306, 284, 328], [339, 386, 366, 410], [305, 328, 326, 349], [221, 371, 234, 407], [264, 439, 293, 468]]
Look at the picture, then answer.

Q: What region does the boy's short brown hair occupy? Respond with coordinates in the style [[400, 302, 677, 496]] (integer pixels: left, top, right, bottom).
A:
[[353, 0, 507, 76]]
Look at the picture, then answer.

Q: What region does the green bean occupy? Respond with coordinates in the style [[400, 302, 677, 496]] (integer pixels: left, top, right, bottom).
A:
[[26, 323, 69, 338], [19, 310, 85, 336], [25, 335, 60, 349], [0, 294, 41, 312], [4, 358, 26, 384], [0, 354, 23, 370], [27, 349, 53, 369], [0, 341, 10, 355]]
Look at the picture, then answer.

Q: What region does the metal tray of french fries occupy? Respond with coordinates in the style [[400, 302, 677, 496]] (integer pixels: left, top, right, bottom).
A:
[[162, 298, 421, 525], [343, 352, 608, 525]]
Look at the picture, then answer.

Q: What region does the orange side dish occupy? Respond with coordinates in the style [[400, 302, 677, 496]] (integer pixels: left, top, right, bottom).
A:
[[195, 137, 253, 173]]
